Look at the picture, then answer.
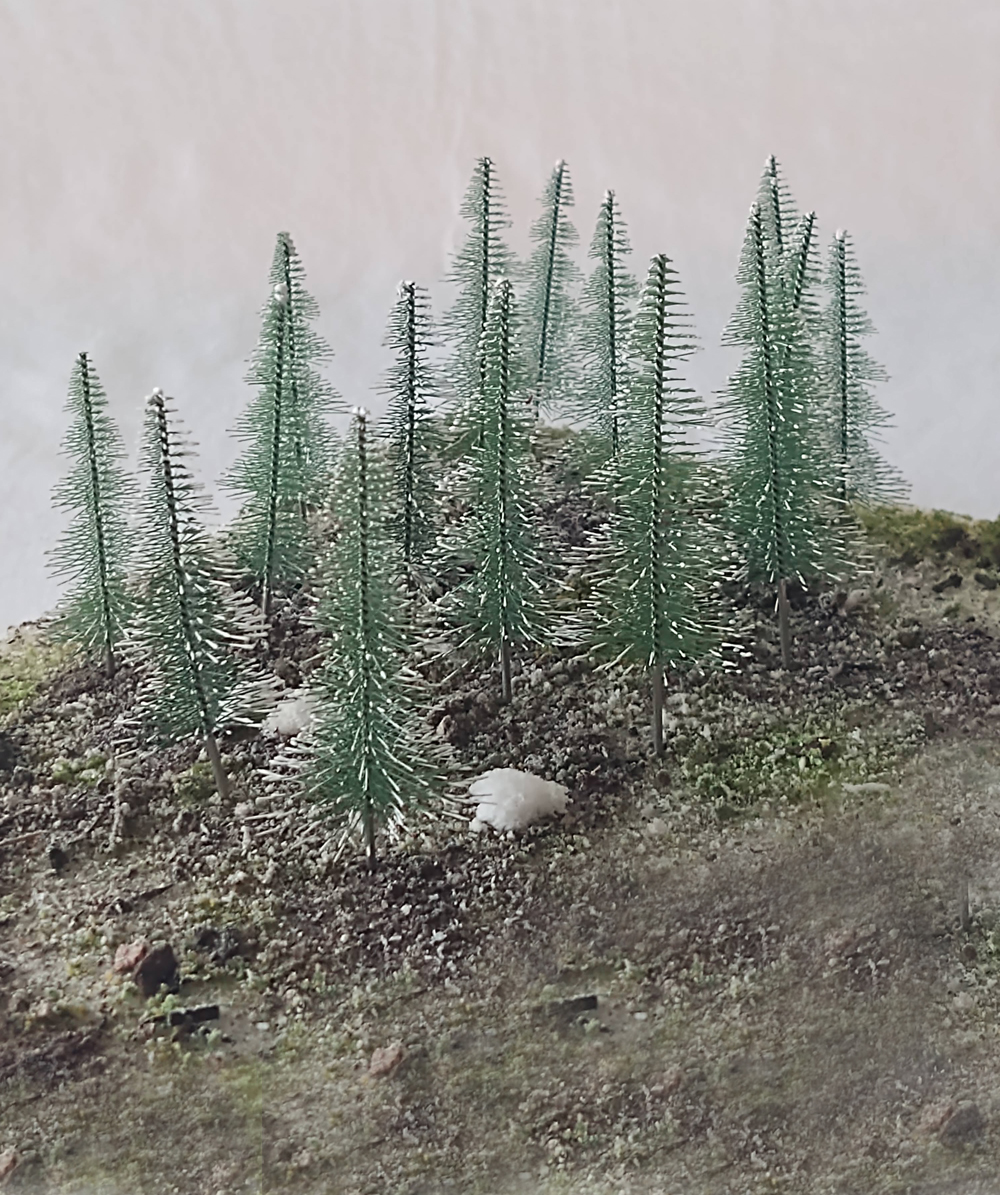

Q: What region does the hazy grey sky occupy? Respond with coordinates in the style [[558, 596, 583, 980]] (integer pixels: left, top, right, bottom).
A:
[[2, 0, 999, 631]]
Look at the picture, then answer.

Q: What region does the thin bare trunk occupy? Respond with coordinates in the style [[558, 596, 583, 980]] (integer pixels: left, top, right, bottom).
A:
[[500, 637, 512, 703], [778, 578, 791, 669], [651, 662, 665, 756], [104, 643, 116, 681], [203, 732, 230, 802], [364, 806, 377, 873]]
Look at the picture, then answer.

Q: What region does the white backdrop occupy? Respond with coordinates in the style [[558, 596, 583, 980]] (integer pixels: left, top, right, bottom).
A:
[[2, 0, 999, 632]]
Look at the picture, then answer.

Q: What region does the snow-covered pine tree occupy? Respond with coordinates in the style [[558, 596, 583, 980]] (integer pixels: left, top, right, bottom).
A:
[[442, 157, 516, 449], [820, 229, 907, 507], [521, 159, 581, 415], [444, 279, 551, 700], [47, 352, 135, 677], [133, 390, 272, 799], [289, 408, 442, 871], [380, 281, 442, 579], [719, 201, 847, 668], [225, 232, 339, 615], [588, 255, 719, 755], [575, 189, 639, 461]]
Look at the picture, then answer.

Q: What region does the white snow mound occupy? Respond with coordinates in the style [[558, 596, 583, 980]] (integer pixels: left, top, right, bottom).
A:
[[263, 690, 318, 737], [468, 768, 569, 833]]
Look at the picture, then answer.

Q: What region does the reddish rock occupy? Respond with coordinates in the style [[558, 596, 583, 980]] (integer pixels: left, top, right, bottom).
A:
[[133, 942, 178, 998], [113, 939, 150, 975], [369, 1041, 406, 1078], [0, 1150, 19, 1183]]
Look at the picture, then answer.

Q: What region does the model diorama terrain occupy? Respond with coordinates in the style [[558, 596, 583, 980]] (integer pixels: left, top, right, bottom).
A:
[[3, 157, 1000, 1194]]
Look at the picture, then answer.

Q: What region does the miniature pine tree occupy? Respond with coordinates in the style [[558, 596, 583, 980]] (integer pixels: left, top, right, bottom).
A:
[[225, 232, 339, 615], [443, 279, 550, 700], [575, 190, 639, 461], [442, 157, 516, 448], [292, 408, 442, 871], [719, 202, 846, 668], [132, 390, 271, 800], [820, 229, 907, 507], [380, 281, 442, 578], [521, 159, 582, 414], [47, 352, 135, 677], [588, 255, 718, 755]]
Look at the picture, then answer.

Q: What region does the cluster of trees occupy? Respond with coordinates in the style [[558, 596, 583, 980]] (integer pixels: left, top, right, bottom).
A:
[[45, 156, 904, 867]]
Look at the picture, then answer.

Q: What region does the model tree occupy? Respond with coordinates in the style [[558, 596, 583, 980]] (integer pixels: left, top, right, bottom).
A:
[[441, 156, 516, 449], [588, 255, 719, 755], [575, 189, 639, 461], [286, 408, 442, 871], [132, 390, 272, 800], [719, 198, 847, 669], [820, 229, 907, 507], [380, 280, 442, 579], [521, 159, 581, 415], [225, 231, 339, 615], [443, 279, 551, 700], [47, 352, 135, 678]]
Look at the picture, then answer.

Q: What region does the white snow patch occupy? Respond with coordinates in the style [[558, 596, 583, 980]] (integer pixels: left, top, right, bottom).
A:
[[468, 767, 569, 833], [263, 690, 318, 737]]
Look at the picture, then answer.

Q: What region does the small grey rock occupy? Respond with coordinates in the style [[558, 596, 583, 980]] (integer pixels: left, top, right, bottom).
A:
[[939, 1101, 984, 1144]]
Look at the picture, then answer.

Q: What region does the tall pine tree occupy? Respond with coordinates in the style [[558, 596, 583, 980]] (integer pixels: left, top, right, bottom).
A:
[[441, 157, 516, 448], [132, 390, 272, 799], [48, 352, 135, 677], [521, 159, 581, 415], [719, 199, 846, 668], [442, 279, 551, 700], [575, 189, 639, 461], [820, 229, 906, 507], [587, 256, 719, 754], [282, 408, 443, 871], [225, 232, 339, 615], [380, 281, 442, 578]]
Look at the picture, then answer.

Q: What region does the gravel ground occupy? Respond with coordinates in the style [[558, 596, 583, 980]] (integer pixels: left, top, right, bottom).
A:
[[4, 482, 1000, 1192]]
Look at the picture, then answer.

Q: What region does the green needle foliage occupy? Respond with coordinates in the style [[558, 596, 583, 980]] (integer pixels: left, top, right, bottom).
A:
[[719, 197, 848, 667], [289, 408, 443, 871], [47, 352, 135, 677], [132, 390, 272, 799], [380, 281, 442, 578], [442, 157, 516, 449], [521, 159, 581, 414], [575, 189, 639, 462], [820, 229, 907, 508], [588, 255, 720, 755], [226, 231, 340, 615], [443, 279, 551, 700]]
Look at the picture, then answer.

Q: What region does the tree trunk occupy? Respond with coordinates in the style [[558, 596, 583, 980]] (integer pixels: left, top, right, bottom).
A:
[[651, 661, 665, 757], [261, 578, 272, 620], [364, 805, 378, 873], [500, 637, 512, 703], [778, 578, 792, 669], [203, 732, 230, 802], [103, 642, 116, 681]]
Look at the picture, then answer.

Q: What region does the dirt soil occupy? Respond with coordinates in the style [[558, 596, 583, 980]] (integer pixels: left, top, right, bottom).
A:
[[4, 505, 1000, 1194]]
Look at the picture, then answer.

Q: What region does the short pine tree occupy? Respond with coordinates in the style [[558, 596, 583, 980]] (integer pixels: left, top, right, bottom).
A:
[[588, 255, 719, 755], [442, 157, 517, 448], [47, 352, 135, 677], [380, 281, 442, 578], [289, 408, 443, 871], [820, 229, 907, 507], [521, 159, 581, 414], [226, 232, 340, 615], [443, 279, 551, 700], [719, 202, 847, 667], [575, 190, 639, 461], [133, 390, 272, 799]]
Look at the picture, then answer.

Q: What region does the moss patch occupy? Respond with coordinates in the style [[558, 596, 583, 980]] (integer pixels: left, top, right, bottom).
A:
[[858, 504, 1000, 568]]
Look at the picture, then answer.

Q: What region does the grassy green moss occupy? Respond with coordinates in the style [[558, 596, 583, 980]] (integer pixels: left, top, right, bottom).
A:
[[0, 629, 77, 717], [678, 698, 925, 811], [858, 504, 1000, 568]]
